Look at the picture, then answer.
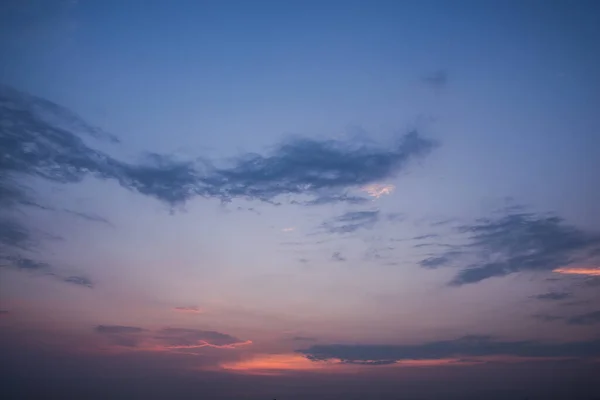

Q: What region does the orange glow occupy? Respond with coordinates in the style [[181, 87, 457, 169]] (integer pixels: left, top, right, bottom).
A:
[[173, 306, 203, 314], [222, 353, 337, 374], [361, 183, 395, 198], [553, 267, 600, 276]]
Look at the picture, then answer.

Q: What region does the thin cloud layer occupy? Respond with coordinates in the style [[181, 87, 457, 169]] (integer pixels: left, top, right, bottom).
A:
[[321, 210, 380, 234], [299, 335, 600, 365], [419, 211, 600, 285]]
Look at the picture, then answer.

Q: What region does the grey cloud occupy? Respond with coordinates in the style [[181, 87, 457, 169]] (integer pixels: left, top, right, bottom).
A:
[[0, 310, 8, 315], [567, 311, 600, 325], [419, 211, 600, 285], [155, 328, 244, 347], [322, 210, 380, 234], [299, 335, 600, 365], [331, 252, 346, 262], [533, 292, 572, 301]]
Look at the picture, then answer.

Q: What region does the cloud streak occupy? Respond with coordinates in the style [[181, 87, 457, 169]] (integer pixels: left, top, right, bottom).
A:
[[299, 335, 600, 365], [321, 210, 380, 234]]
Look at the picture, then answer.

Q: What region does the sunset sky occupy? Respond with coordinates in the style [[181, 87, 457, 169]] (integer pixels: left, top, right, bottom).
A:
[[1, 1, 600, 399]]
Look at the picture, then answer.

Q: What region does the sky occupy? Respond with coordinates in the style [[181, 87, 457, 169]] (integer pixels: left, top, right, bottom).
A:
[[1, 0, 600, 399]]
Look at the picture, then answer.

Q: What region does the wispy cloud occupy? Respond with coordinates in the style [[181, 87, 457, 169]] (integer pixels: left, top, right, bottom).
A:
[[532, 292, 572, 301], [418, 211, 600, 285], [93, 325, 250, 350], [299, 335, 600, 365], [321, 210, 380, 234], [63, 275, 93, 288], [173, 306, 203, 314], [331, 252, 346, 262]]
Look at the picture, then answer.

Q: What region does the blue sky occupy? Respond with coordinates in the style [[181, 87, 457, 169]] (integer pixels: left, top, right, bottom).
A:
[[1, 1, 600, 398]]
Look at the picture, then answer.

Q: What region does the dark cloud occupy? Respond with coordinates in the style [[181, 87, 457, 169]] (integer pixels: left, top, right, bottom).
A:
[[533, 292, 572, 301], [321, 210, 380, 234], [299, 335, 600, 365], [0, 310, 8, 315], [419, 211, 600, 285], [566, 311, 600, 326], [331, 252, 346, 262], [63, 275, 94, 288]]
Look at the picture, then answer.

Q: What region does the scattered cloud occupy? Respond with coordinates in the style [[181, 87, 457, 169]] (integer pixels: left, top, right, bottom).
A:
[[360, 183, 394, 198], [1, 84, 435, 286], [298, 335, 600, 365], [418, 211, 600, 285], [173, 306, 203, 314], [331, 252, 346, 262], [532, 292, 572, 301], [321, 210, 380, 234]]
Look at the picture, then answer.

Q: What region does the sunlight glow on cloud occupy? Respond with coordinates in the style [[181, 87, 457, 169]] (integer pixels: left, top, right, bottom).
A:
[[281, 227, 295, 232], [553, 267, 600, 276], [221, 353, 338, 375], [361, 183, 395, 198]]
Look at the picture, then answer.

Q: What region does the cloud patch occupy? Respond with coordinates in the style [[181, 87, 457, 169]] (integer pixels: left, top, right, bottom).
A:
[[298, 335, 600, 365], [419, 211, 600, 285]]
